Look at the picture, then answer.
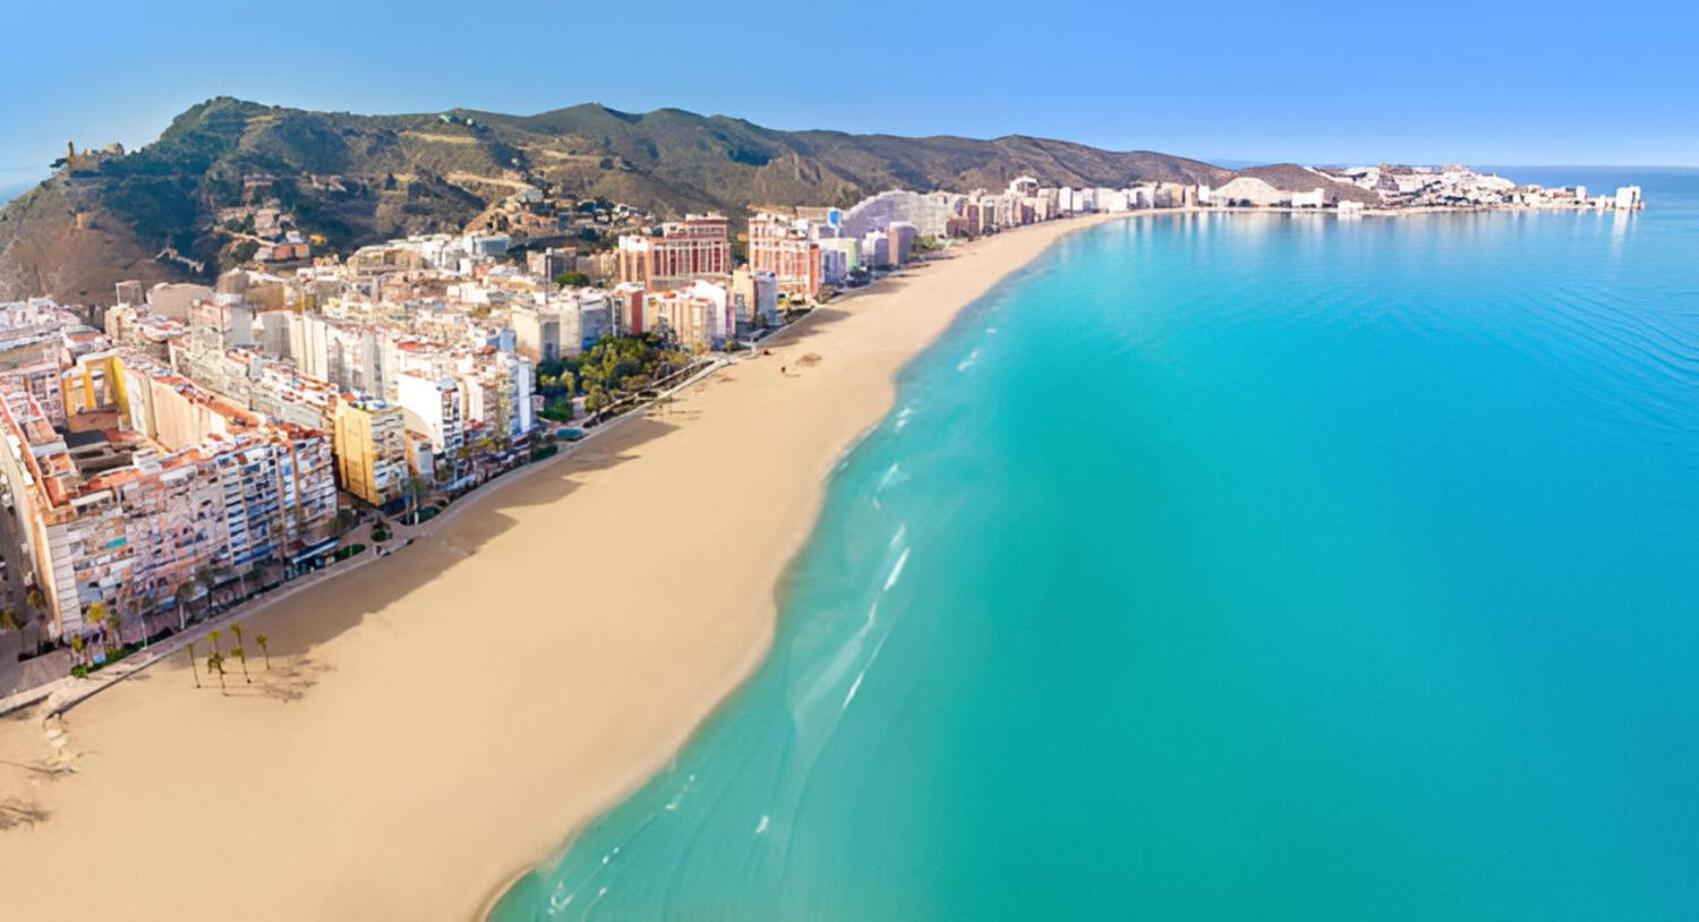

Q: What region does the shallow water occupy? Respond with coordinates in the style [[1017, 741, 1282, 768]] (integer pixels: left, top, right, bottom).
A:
[[494, 169, 1699, 921]]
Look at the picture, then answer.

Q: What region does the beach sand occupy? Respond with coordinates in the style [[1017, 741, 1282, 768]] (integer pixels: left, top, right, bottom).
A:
[[0, 213, 1116, 920]]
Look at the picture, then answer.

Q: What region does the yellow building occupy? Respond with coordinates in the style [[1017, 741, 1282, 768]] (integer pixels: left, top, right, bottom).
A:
[[61, 351, 131, 433], [332, 397, 407, 506]]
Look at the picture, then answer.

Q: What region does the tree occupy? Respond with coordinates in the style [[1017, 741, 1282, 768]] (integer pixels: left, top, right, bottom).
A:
[[232, 646, 251, 684], [256, 634, 270, 671], [69, 633, 86, 668], [554, 271, 591, 289], [187, 641, 201, 688], [209, 629, 221, 656], [406, 474, 433, 523], [173, 582, 194, 632], [86, 601, 111, 650], [206, 651, 228, 696], [194, 566, 216, 617]]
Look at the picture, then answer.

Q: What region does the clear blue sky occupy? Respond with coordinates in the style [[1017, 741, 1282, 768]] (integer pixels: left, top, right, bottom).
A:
[[2, 0, 1695, 192]]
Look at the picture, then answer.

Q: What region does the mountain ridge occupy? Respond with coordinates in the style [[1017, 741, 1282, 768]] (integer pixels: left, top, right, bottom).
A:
[[1, 97, 1278, 302]]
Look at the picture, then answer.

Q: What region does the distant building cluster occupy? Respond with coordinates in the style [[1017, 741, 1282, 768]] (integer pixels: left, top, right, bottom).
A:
[[1281, 164, 1642, 213]]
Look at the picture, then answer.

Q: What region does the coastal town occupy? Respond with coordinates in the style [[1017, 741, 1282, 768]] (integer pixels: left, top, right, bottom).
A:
[[4, 0, 1691, 907], [0, 162, 1645, 700]]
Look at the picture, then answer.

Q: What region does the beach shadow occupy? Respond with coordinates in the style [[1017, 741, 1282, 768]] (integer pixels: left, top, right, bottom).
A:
[[42, 311, 859, 718], [210, 414, 687, 679], [761, 306, 854, 349], [256, 656, 335, 703], [0, 796, 49, 830]]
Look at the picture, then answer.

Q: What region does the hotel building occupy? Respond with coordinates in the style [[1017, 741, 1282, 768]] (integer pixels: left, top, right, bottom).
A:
[[616, 214, 732, 291], [747, 213, 824, 301]]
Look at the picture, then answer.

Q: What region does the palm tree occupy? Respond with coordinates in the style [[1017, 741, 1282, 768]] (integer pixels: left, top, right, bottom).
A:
[[69, 633, 86, 669], [208, 629, 221, 656], [255, 633, 270, 671], [86, 601, 110, 651], [193, 566, 216, 617], [206, 651, 227, 696], [173, 583, 193, 632], [405, 475, 430, 524], [232, 646, 251, 683], [187, 641, 201, 688], [231, 623, 244, 652]]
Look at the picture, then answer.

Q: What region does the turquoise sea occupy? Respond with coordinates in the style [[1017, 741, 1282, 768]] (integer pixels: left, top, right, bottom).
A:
[[495, 169, 1699, 921]]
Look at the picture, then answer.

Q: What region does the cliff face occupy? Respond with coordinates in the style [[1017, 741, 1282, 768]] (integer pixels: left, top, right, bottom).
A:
[[0, 97, 1237, 303], [1219, 164, 1380, 204]]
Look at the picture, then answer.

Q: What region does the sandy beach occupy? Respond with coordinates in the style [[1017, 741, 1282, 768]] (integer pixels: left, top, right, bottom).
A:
[[0, 213, 1116, 921]]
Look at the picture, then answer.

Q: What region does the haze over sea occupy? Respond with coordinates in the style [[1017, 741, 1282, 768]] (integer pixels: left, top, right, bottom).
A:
[[495, 168, 1699, 921]]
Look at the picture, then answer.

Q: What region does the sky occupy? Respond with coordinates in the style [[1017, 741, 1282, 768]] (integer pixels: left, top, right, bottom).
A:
[[2, 0, 1696, 193]]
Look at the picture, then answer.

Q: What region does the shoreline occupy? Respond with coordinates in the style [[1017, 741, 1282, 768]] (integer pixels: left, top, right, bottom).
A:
[[475, 213, 1123, 917], [0, 212, 1122, 921]]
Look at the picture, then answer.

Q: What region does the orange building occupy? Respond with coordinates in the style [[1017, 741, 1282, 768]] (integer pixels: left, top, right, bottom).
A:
[[747, 213, 823, 300]]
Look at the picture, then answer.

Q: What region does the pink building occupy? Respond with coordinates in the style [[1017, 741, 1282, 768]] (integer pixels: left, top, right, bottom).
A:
[[616, 214, 731, 291], [747, 213, 823, 300]]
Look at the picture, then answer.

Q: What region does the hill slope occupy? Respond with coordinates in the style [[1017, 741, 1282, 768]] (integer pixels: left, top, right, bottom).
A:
[[1221, 163, 1379, 205], [0, 97, 1235, 302]]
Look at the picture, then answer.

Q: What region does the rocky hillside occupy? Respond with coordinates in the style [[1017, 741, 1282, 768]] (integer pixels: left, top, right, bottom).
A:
[[1220, 164, 1379, 205], [0, 97, 1239, 302]]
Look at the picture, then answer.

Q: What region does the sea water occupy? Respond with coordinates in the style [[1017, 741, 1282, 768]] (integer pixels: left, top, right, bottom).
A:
[[493, 169, 1699, 921]]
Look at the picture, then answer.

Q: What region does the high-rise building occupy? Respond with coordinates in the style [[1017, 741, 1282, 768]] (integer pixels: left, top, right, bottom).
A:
[[887, 221, 918, 267], [645, 281, 732, 351], [616, 214, 731, 290], [747, 213, 823, 300], [610, 284, 648, 336], [332, 397, 407, 506], [0, 365, 336, 642], [510, 304, 563, 363], [396, 373, 464, 479], [730, 269, 779, 333]]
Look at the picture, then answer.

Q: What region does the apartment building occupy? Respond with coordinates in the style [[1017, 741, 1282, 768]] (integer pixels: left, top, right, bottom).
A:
[[396, 372, 464, 479], [331, 396, 408, 506], [747, 213, 823, 301], [0, 364, 336, 642], [616, 214, 732, 290]]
